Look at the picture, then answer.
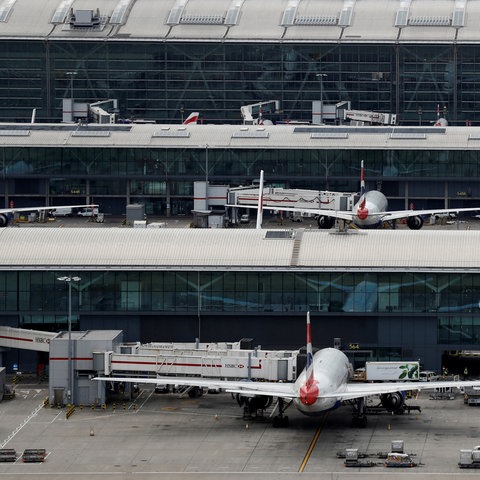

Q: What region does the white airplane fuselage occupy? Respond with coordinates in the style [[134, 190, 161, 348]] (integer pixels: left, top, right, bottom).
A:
[[293, 347, 350, 415], [352, 190, 389, 228]]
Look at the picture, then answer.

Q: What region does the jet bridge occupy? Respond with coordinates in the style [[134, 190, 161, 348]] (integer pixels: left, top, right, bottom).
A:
[[0, 327, 301, 405], [227, 185, 356, 223], [0, 326, 57, 352], [103, 340, 299, 382], [0, 327, 299, 382]]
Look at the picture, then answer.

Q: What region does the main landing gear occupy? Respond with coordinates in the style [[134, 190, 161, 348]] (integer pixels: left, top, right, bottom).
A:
[[272, 398, 290, 428], [351, 397, 368, 428]]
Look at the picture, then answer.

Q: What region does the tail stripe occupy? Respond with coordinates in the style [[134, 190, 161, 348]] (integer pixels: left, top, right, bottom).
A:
[[306, 312, 314, 385], [359, 160, 366, 209]]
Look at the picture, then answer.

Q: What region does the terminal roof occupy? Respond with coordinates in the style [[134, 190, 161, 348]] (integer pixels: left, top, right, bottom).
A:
[[0, 227, 478, 272], [0, 124, 478, 151], [0, 0, 479, 44]]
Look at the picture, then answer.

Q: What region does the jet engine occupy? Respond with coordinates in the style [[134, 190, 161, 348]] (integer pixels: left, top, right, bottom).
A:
[[380, 392, 406, 413], [406, 215, 424, 230], [317, 215, 335, 229], [234, 393, 273, 413], [0, 214, 9, 227]]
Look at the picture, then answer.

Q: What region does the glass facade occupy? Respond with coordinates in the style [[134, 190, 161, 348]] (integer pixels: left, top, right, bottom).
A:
[[2, 270, 478, 346], [1, 145, 480, 214], [5, 146, 480, 178], [1, 41, 480, 125]]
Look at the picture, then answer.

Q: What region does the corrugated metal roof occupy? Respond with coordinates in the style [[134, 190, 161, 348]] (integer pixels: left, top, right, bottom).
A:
[[298, 230, 480, 271], [0, 227, 478, 272], [0, 228, 294, 269], [0, 124, 477, 151], [0, 0, 478, 43]]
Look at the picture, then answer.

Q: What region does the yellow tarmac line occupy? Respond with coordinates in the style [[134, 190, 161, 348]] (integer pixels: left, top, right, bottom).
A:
[[298, 413, 328, 472]]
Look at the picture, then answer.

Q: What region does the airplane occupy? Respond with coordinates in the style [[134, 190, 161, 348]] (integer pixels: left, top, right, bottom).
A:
[[183, 112, 200, 124], [95, 312, 480, 428], [0, 203, 99, 227], [229, 162, 480, 230]]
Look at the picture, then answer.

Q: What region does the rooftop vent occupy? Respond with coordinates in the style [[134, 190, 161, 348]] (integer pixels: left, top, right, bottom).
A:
[[152, 130, 190, 138], [295, 15, 337, 26], [70, 8, 101, 27], [265, 230, 295, 239], [232, 130, 269, 139], [390, 132, 426, 140], [72, 130, 111, 137], [180, 14, 224, 25], [311, 132, 349, 139], [408, 16, 450, 26], [0, 129, 30, 136]]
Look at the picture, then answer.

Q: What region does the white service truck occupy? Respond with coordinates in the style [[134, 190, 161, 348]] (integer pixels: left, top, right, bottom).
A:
[[365, 361, 420, 381]]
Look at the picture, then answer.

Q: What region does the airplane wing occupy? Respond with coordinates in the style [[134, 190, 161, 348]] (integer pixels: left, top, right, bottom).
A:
[[95, 376, 480, 403], [379, 207, 480, 223], [95, 376, 298, 399], [0, 204, 99, 214], [323, 379, 480, 401], [227, 204, 480, 224]]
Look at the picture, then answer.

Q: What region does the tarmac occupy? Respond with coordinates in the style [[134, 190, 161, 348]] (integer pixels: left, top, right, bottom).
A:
[[3, 213, 480, 479], [11, 211, 480, 230], [1, 378, 480, 479]]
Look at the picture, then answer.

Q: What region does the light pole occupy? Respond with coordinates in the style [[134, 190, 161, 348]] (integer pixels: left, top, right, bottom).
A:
[[417, 106, 423, 126], [205, 144, 209, 184], [66, 71, 77, 121], [316, 73, 327, 124], [57, 275, 81, 406]]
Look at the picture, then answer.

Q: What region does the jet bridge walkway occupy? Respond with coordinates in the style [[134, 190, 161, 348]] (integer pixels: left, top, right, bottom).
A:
[[0, 326, 57, 352], [1, 326, 301, 383], [104, 341, 300, 382]]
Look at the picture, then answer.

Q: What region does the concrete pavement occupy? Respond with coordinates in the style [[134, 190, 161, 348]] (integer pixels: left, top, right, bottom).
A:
[[1, 380, 480, 479]]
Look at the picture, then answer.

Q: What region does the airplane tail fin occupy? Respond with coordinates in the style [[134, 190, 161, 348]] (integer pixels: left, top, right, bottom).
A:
[[183, 112, 199, 124], [256, 170, 264, 229], [359, 160, 366, 208], [305, 311, 314, 386]]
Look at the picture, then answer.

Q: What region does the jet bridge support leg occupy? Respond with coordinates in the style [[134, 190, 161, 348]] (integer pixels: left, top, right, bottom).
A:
[[351, 397, 367, 428]]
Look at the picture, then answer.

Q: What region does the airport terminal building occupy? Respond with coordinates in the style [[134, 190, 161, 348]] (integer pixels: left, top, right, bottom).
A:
[[0, 0, 480, 125], [0, 227, 479, 374], [2, 1, 480, 214], [1, 122, 480, 216], [1, 0, 480, 376]]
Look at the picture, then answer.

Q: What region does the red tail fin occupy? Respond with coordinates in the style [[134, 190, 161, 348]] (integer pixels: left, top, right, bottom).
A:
[[359, 160, 366, 209], [299, 311, 319, 406], [256, 170, 264, 229], [183, 112, 199, 124], [306, 311, 314, 386]]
